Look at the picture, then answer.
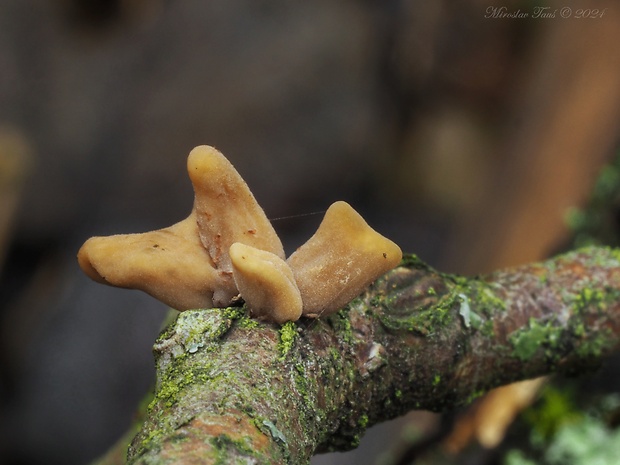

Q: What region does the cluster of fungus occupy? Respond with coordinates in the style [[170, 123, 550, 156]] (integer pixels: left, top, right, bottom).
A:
[[78, 146, 402, 324]]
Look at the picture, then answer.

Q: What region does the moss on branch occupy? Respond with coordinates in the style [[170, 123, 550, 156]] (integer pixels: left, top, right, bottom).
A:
[[126, 246, 620, 465]]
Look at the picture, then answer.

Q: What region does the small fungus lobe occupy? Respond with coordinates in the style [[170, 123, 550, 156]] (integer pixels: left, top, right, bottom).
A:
[[78, 146, 402, 323], [230, 242, 302, 324]]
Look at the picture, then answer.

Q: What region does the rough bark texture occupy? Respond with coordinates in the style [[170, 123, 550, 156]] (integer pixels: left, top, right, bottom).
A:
[[126, 246, 620, 465]]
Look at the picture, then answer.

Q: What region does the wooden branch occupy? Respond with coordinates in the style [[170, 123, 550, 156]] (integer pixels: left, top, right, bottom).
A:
[[127, 246, 620, 465]]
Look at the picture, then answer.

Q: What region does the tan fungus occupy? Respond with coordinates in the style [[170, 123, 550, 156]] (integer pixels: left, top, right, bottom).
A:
[[288, 201, 402, 317], [229, 242, 302, 324], [78, 146, 402, 324], [77, 213, 223, 310]]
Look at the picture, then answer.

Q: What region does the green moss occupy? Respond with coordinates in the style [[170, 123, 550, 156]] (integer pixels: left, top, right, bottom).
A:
[[134, 308, 304, 462], [220, 306, 247, 320], [277, 321, 297, 361], [504, 449, 537, 465], [139, 326, 238, 457], [156, 319, 179, 344], [523, 385, 581, 441], [481, 319, 495, 338], [468, 281, 507, 316], [399, 253, 435, 271], [574, 328, 614, 359], [329, 307, 355, 345], [376, 284, 459, 335], [150, 365, 213, 409], [294, 363, 311, 404], [432, 374, 441, 386], [572, 322, 586, 338], [328, 346, 341, 363], [447, 274, 470, 287], [608, 246, 620, 264], [235, 314, 261, 330], [464, 388, 486, 405], [377, 272, 507, 336], [594, 163, 620, 198], [565, 207, 588, 233], [572, 246, 620, 268], [573, 287, 606, 313], [561, 279, 620, 361], [378, 254, 508, 336], [510, 318, 564, 361], [564, 153, 620, 248], [212, 434, 259, 465], [140, 427, 164, 453], [564, 272, 620, 322], [358, 414, 369, 429]]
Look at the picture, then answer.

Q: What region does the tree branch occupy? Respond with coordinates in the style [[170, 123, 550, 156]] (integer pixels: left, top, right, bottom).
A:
[[127, 246, 620, 465]]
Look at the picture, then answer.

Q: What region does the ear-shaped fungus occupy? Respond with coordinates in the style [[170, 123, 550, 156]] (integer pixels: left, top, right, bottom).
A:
[[77, 214, 223, 310], [78, 145, 285, 310], [230, 242, 303, 324], [188, 146, 284, 264], [287, 201, 402, 318], [77, 145, 404, 324], [187, 146, 285, 306]]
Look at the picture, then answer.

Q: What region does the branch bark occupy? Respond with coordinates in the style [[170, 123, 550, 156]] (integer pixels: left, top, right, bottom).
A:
[[124, 246, 620, 464]]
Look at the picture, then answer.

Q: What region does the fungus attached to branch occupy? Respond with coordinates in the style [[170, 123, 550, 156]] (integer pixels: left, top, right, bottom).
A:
[[78, 146, 402, 324], [229, 242, 303, 324], [288, 201, 403, 317]]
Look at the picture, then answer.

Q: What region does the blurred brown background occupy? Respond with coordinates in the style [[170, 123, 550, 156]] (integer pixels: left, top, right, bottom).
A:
[[1, 0, 619, 464]]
